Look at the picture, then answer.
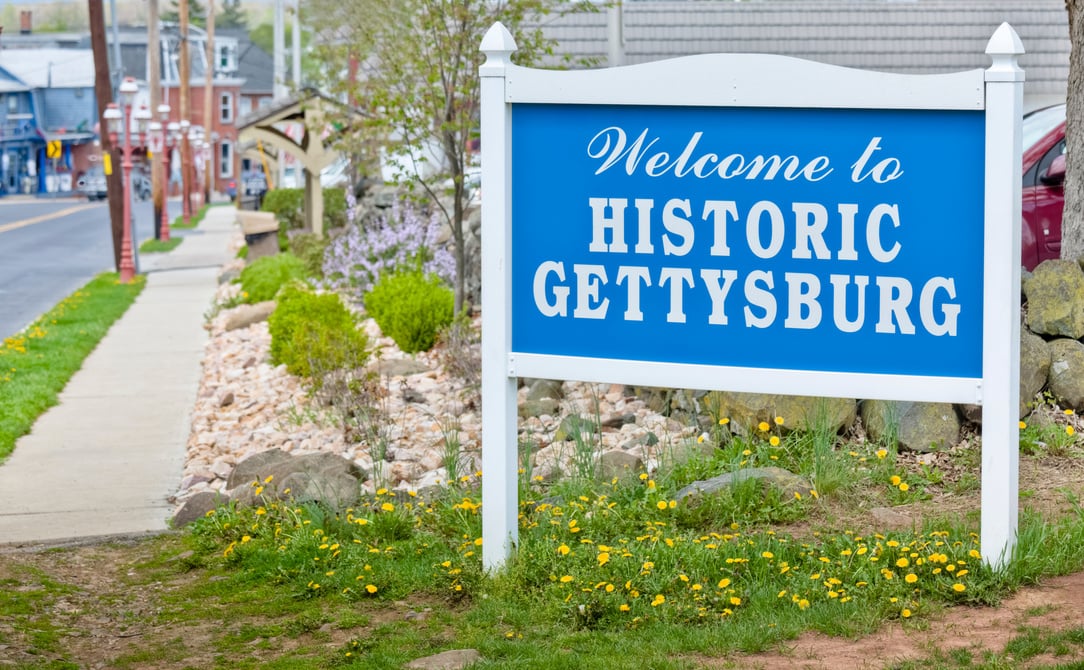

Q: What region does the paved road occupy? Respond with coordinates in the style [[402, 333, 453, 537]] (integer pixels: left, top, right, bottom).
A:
[[0, 195, 182, 342]]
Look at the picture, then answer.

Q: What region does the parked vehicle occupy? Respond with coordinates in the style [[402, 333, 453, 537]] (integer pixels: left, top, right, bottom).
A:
[[75, 164, 107, 201], [1022, 104, 1067, 271]]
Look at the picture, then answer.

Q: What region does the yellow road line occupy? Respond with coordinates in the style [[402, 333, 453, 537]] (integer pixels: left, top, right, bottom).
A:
[[0, 204, 101, 235]]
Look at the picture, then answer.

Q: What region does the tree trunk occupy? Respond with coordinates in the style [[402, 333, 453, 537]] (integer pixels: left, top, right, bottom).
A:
[[88, 0, 124, 271], [1062, 0, 1084, 261]]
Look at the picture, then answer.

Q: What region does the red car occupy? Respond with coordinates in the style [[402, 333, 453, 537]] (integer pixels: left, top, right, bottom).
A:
[[1022, 103, 1067, 270]]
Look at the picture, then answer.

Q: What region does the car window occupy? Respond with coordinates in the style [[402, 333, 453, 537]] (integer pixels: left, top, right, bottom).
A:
[[1033, 139, 1067, 186], [1022, 105, 1066, 151]]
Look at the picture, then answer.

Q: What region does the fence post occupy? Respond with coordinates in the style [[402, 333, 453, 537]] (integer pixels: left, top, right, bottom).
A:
[[480, 22, 519, 572], [981, 22, 1024, 569]]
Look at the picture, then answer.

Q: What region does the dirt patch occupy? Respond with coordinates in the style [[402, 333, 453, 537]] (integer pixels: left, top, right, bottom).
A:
[[727, 571, 1084, 669]]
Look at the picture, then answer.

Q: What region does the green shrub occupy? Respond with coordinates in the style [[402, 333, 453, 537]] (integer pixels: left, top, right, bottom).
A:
[[260, 187, 348, 231], [268, 282, 369, 381], [261, 188, 304, 229], [238, 252, 309, 303], [324, 188, 347, 229], [288, 232, 330, 278], [364, 271, 454, 354]]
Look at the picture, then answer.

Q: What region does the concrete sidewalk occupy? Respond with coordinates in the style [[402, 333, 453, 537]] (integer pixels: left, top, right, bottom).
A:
[[0, 206, 237, 546]]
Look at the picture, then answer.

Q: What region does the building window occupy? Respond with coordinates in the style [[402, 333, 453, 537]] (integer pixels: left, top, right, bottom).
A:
[[219, 141, 233, 178], [220, 92, 233, 124], [216, 42, 237, 72]]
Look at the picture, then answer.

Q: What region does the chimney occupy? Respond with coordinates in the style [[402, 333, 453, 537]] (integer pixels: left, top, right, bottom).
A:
[[19, 10, 31, 35]]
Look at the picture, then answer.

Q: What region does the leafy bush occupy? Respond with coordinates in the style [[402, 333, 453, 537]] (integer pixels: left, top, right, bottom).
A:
[[268, 282, 369, 381], [288, 232, 330, 278], [323, 201, 455, 298], [364, 270, 454, 353], [260, 187, 348, 231], [239, 252, 309, 303], [261, 188, 304, 229]]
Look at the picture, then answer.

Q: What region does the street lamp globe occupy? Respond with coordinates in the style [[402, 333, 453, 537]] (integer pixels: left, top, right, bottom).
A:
[[119, 76, 138, 106], [157, 103, 171, 123], [134, 104, 152, 139], [103, 103, 122, 137]]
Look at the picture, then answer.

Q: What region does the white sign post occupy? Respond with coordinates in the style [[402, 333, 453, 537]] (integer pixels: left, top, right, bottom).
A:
[[480, 22, 1023, 571]]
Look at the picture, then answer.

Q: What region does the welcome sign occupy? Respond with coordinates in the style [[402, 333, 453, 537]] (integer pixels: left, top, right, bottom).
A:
[[480, 22, 1024, 571], [511, 105, 984, 380]]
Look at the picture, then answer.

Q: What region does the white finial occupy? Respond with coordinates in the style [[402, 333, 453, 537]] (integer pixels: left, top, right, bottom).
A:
[[986, 22, 1025, 57], [985, 23, 1025, 83], [481, 22, 517, 69]]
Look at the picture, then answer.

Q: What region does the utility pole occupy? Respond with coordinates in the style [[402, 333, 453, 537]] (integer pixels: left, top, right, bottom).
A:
[[179, 0, 191, 224], [148, 0, 163, 239], [88, 0, 124, 271], [204, 0, 215, 204], [291, 0, 300, 87]]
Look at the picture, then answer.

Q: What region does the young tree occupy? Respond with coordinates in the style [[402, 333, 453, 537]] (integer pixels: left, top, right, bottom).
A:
[[1063, 1, 1084, 260], [162, 0, 205, 28], [216, 0, 246, 29], [307, 0, 592, 314]]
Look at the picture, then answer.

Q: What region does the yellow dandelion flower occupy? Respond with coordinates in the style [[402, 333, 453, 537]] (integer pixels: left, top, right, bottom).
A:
[[761, 551, 774, 559], [896, 558, 909, 568], [651, 594, 665, 606], [241, 535, 251, 543], [697, 434, 706, 444], [758, 421, 770, 432], [952, 583, 966, 592], [1019, 420, 1027, 429], [597, 552, 610, 566], [381, 502, 395, 512], [729, 596, 742, 606], [969, 549, 982, 559], [605, 583, 615, 593], [769, 436, 781, 447], [876, 449, 888, 459], [717, 578, 731, 589], [774, 416, 784, 425], [1066, 409, 1076, 416], [365, 584, 378, 594], [263, 474, 274, 484], [560, 575, 574, 583], [719, 417, 730, 425], [619, 604, 631, 612], [557, 544, 570, 556], [1068, 425, 1076, 436], [890, 475, 902, 486], [901, 608, 912, 618], [656, 500, 668, 510], [905, 573, 918, 584], [899, 482, 910, 492], [798, 598, 810, 610]]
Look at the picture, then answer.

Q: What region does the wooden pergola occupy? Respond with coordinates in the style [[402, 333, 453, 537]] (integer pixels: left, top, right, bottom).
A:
[[237, 88, 361, 238]]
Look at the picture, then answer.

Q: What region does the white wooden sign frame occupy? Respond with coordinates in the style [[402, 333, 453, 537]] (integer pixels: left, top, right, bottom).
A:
[[480, 22, 1024, 571]]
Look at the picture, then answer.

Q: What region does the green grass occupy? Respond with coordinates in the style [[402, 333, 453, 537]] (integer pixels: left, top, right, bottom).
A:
[[138, 237, 183, 253], [0, 272, 144, 461], [170, 202, 210, 230]]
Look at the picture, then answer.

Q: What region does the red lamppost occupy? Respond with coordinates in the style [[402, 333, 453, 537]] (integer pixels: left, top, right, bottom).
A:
[[101, 76, 151, 284], [154, 103, 172, 242], [179, 118, 191, 225]]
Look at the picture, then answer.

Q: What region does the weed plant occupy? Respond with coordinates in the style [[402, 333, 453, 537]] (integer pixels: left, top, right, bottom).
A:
[[0, 273, 144, 461], [186, 458, 1084, 666]]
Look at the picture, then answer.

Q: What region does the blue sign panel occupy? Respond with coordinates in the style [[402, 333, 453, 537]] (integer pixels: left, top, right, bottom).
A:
[[510, 104, 985, 378]]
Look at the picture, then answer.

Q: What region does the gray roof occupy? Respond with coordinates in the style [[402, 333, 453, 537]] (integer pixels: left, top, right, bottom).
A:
[[540, 0, 1069, 107], [0, 49, 95, 88]]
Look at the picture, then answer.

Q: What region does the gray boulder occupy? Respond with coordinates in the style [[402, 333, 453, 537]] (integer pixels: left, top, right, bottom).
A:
[[1024, 259, 1084, 338], [405, 649, 482, 670], [675, 466, 812, 501], [1048, 338, 1084, 409], [226, 449, 369, 509], [598, 449, 644, 479], [861, 400, 960, 452], [701, 392, 856, 436], [171, 491, 230, 527], [958, 325, 1051, 423], [223, 301, 276, 331]]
